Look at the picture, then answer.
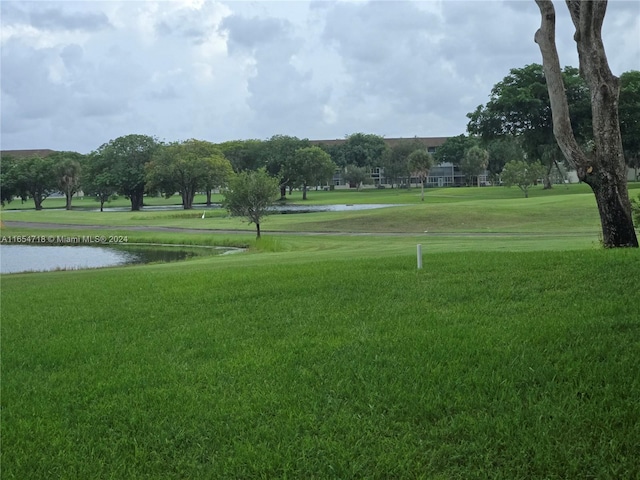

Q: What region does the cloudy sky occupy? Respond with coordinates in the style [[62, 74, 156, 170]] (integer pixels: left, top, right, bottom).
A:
[[1, 0, 639, 154]]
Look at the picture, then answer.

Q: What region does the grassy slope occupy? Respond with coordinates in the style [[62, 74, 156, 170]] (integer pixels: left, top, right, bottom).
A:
[[4, 183, 631, 235], [2, 250, 640, 479], [2, 184, 640, 478]]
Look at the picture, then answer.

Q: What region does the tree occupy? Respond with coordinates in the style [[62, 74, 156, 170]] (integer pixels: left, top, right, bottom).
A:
[[407, 150, 434, 201], [467, 64, 591, 188], [95, 134, 159, 211], [82, 152, 118, 212], [433, 134, 477, 166], [316, 142, 347, 168], [6, 155, 57, 210], [264, 135, 310, 199], [50, 151, 83, 210], [218, 139, 266, 173], [202, 154, 234, 206], [619, 71, 640, 180], [292, 146, 336, 200], [501, 160, 546, 198], [342, 133, 388, 167], [382, 139, 424, 188], [0, 155, 18, 206], [486, 137, 526, 182], [222, 168, 280, 239], [342, 165, 371, 190], [461, 146, 489, 187], [146, 139, 229, 209], [534, 0, 638, 247]]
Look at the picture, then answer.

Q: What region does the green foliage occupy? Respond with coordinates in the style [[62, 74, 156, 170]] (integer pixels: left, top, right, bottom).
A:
[[620, 70, 640, 172], [407, 149, 434, 201], [467, 64, 591, 181], [146, 140, 232, 209], [3, 155, 57, 210], [342, 165, 371, 190], [81, 152, 119, 211], [0, 154, 18, 205], [501, 160, 546, 198], [433, 134, 477, 165], [292, 146, 336, 199], [95, 134, 160, 211], [632, 193, 640, 226], [217, 139, 266, 172], [342, 132, 388, 167], [382, 139, 424, 187], [222, 168, 280, 238], [407, 149, 433, 178], [50, 151, 84, 210], [486, 137, 525, 180], [461, 146, 489, 186]]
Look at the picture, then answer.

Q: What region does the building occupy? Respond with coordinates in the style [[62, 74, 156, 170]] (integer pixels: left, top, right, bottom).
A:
[[311, 136, 489, 188]]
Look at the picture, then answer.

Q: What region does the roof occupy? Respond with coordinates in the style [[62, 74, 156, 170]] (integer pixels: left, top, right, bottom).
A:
[[1, 149, 56, 159], [309, 136, 449, 148]]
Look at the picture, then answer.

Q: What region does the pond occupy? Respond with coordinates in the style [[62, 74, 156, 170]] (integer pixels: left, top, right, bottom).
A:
[[2, 203, 403, 213], [0, 244, 237, 274]]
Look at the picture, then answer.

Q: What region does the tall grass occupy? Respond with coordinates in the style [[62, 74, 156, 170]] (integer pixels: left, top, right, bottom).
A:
[[2, 249, 640, 478]]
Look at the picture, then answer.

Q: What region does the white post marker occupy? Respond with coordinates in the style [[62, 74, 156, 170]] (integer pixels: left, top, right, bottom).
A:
[[417, 244, 423, 269]]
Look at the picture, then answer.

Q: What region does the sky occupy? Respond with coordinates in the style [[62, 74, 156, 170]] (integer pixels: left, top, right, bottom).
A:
[[1, 0, 639, 154]]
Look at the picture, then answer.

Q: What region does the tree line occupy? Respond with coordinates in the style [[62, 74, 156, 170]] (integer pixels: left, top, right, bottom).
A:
[[1, 65, 638, 214], [0, 131, 438, 212]]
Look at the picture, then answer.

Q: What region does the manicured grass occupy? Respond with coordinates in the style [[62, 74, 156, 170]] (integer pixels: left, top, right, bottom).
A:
[[2, 184, 639, 478], [6, 183, 636, 235], [2, 249, 639, 478]]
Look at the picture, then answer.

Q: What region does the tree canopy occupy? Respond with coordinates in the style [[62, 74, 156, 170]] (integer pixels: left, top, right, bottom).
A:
[[461, 146, 489, 187], [292, 146, 336, 200], [433, 134, 477, 166], [49, 151, 84, 210], [146, 139, 231, 210], [619, 70, 640, 179], [222, 168, 280, 239], [407, 150, 433, 201], [501, 160, 546, 198], [341, 133, 388, 168], [94, 134, 160, 211], [382, 139, 424, 188], [467, 63, 591, 188]]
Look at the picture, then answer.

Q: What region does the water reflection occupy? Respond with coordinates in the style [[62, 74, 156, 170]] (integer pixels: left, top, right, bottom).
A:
[[0, 244, 231, 274]]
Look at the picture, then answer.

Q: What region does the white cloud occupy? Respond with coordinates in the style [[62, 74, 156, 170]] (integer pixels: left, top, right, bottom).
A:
[[1, 0, 638, 153]]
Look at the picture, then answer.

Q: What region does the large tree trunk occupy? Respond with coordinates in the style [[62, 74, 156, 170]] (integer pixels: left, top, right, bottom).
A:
[[33, 194, 43, 211], [256, 222, 261, 239], [65, 192, 73, 210], [129, 187, 144, 211], [206, 189, 212, 206], [534, 0, 638, 247]]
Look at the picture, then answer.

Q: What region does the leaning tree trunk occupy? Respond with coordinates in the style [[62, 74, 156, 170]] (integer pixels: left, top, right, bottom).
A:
[[534, 0, 638, 247]]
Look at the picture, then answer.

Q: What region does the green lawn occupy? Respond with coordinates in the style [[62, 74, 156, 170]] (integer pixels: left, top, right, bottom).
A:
[[2, 184, 640, 478]]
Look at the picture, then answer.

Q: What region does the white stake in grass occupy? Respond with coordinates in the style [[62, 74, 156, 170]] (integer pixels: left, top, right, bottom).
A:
[[417, 244, 423, 269]]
